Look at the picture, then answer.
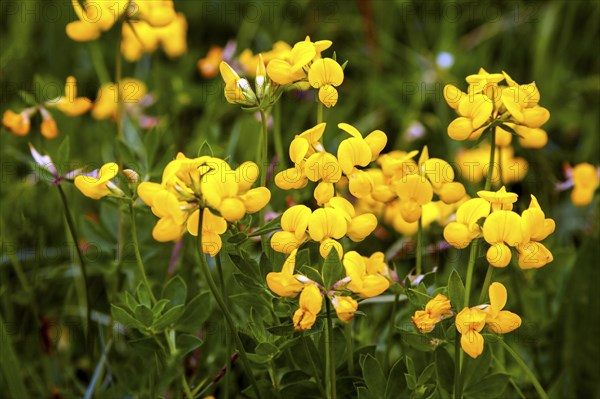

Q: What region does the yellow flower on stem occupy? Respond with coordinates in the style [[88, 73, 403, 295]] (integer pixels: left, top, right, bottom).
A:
[[91, 78, 148, 120], [478, 186, 518, 211], [571, 163, 599, 206], [47, 76, 92, 116], [308, 58, 344, 108], [482, 282, 522, 333], [412, 294, 453, 333], [332, 295, 358, 323], [443, 198, 491, 249], [325, 197, 378, 242], [517, 195, 555, 269], [455, 307, 487, 359], [74, 162, 122, 200], [2, 109, 33, 136], [266, 36, 331, 85], [482, 210, 523, 267], [121, 13, 187, 61], [293, 283, 323, 331], [266, 249, 305, 298], [342, 251, 389, 298], [219, 61, 257, 106], [186, 208, 228, 257], [66, 0, 129, 42], [271, 205, 312, 254], [418, 146, 466, 204], [394, 173, 434, 223], [144, 189, 187, 242], [308, 208, 347, 258], [446, 92, 493, 141], [39, 108, 59, 139]]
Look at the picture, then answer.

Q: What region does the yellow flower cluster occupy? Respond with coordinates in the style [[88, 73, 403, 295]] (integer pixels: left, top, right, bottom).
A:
[[2, 77, 91, 139], [444, 68, 550, 148], [570, 163, 599, 206], [455, 282, 521, 358], [444, 186, 555, 269], [218, 37, 345, 108], [266, 248, 391, 330], [411, 294, 453, 333], [137, 153, 270, 256]]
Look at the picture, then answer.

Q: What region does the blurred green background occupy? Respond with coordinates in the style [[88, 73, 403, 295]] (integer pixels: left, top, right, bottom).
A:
[[1, 0, 599, 398]]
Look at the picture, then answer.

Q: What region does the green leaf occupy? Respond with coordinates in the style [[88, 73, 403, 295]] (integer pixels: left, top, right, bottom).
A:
[[385, 358, 407, 399], [463, 373, 510, 398], [404, 356, 417, 389], [136, 282, 152, 308], [362, 354, 386, 398], [151, 299, 170, 315], [176, 292, 212, 333], [417, 363, 436, 386], [124, 291, 138, 311], [162, 275, 187, 309], [134, 304, 155, 327], [111, 305, 146, 330], [435, 348, 455, 392], [0, 315, 27, 399], [255, 342, 279, 358], [227, 232, 248, 243], [248, 214, 282, 237], [397, 329, 436, 352], [322, 249, 344, 289], [175, 334, 204, 357], [153, 304, 185, 331], [448, 269, 465, 310], [299, 265, 323, 285]]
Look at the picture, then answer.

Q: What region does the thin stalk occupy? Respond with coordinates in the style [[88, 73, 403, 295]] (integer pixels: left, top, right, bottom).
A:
[[500, 340, 549, 399], [57, 185, 90, 334], [463, 239, 479, 308], [324, 298, 336, 399], [258, 110, 269, 228], [317, 102, 324, 124], [88, 41, 111, 85], [453, 332, 463, 399], [416, 216, 423, 276], [128, 202, 156, 304], [216, 254, 231, 399], [269, 359, 280, 397], [83, 339, 113, 399], [302, 335, 327, 398], [477, 265, 494, 304], [195, 209, 262, 399], [345, 323, 355, 375], [273, 101, 285, 169], [484, 128, 497, 191], [384, 293, 399, 371], [497, 146, 503, 187]]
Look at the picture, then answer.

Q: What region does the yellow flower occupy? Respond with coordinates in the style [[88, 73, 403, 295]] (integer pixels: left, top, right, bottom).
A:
[[121, 13, 187, 61], [293, 283, 323, 330], [394, 174, 434, 223], [198, 46, 224, 78], [308, 208, 347, 258], [266, 36, 331, 85], [143, 189, 187, 242], [443, 198, 490, 249], [482, 282, 521, 334], [47, 76, 92, 116], [325, 196, 378, 242], [571, 163, 599, 206], [332, 295, 358, 323], [271, 205, 312, 254], [66, 0, 129, 42], [266, 249, 305, 298], [134, 0, 177, 28], [308, 58, 344, 107], [418, 146, 466, 204], [456, 146, 528, 186], [364, 252, 389, 276], [517, 195, 555, 269], [91, 78, 148, 120], [186, 208, 228, 257], [482, 210, 523, 267], [342, 251, 389, 298], [478, 186, 518, 211], [455, 307, 487, 359], [2, 109, 31, 136], [446, 92, 493, 141], [219, 61, 256, 106], [74, 162, 121, 200], [412, 294, 453, 333], [39, 108, 59, 139]]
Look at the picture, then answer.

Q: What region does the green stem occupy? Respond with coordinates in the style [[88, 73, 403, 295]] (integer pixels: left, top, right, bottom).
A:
[[453, 332, 463, 399], [258, 110, 269, 228], [500, 340, 549, 399], [477, 265, 494, 304], [324, 298, 336, 399], [484, 128, 497, 191], [416, 216, 423, 276], [57, 185, 90, 334], [384, 293, 399, 371], [216, 254, 231, 399], [317, 102, 324, 124], [302, 335, 327, 398], [497, 146, 503, 187], [273, 101, 285, 169], [195, 209, 262, 399], [88, 41, 111, 85], [463, 239, 479, 308], [128, 202, 156, 304], [345, 323, 355, 375]]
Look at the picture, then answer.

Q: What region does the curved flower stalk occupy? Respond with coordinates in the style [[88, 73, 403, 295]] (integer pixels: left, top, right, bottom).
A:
[[455, 282, 521, 358], [444, 68, 550, 147], [137, 153, 270, 256]]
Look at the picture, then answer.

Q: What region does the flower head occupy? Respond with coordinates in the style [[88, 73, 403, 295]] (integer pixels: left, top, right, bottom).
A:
[[74, 162, 122, 199]]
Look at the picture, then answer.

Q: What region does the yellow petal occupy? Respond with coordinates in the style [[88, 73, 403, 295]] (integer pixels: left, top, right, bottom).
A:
[[290, 41, 316, 71], [332, 296, 358, 323], [304, 152, 342, 183], [443, 84, 464, 110], [488, 282, 507, 317], [364, 130, 388, 161], [517, 242, 553, 269], [314, 181, 335, 205], [337, 137, 372, 175], [275, 166, 308, 190], [152, 217, 183, 242], [318, 85, 339, 108], [487, 310, 521, 334], [482, 210, 523, 246], [308, 58, 344, 88], [289, 137, 310, 164], [438, 182, 466, 204], [521, 107, 550, 128], [443, 222, 472, 249], [319, 238, 343, 259], [241, 187, 271, 214], [347, 213, 378, 242], [281, 205, 312, 238], [219, 61, 240, 83], [461, 330, 485, 359], [271, 231, 305, 254], [219, 197, 246, 222], [448, 117, 474, 140], [516, 126, 548, 149], [486, 243, 512, 267], [357, 275, 389, 298], [348, 169, 374, 198], [66, 21, 101, 42], [300, 283, 323, 314], [308, 208, 347, 241]]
